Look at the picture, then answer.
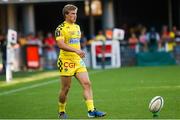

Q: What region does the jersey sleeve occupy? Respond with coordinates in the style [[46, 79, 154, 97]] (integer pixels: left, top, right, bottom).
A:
[[55, 25, 65, 41]]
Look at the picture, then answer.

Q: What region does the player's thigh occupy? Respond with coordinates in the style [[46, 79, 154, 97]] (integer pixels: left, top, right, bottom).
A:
[[75, 72, 91, 86], [60, 76, 72, 89]]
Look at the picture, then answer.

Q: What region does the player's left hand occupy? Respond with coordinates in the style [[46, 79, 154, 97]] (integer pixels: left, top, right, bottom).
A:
[[75, 50, 85, 58]]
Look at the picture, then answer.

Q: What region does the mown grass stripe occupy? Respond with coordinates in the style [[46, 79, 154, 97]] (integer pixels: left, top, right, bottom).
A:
[[0, 80, 58, 96], [0, 70, 104, 96]]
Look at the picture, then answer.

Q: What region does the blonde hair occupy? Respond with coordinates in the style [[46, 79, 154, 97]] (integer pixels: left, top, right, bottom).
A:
[[62, 4, 78, 18]]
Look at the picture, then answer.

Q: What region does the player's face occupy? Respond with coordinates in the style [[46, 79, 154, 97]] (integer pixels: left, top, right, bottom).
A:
[[66, 10, 77, 23]]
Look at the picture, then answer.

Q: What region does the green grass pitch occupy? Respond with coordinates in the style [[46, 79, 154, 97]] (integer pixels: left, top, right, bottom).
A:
[[0, 66, 180, 119]]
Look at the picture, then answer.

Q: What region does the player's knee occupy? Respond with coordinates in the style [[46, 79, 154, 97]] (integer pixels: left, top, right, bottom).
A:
[[83, 80, 91, 89], [62, 85, 71, 92]]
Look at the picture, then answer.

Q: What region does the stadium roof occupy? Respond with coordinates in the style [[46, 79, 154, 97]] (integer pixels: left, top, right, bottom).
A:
[[0, 0, 84, 4]]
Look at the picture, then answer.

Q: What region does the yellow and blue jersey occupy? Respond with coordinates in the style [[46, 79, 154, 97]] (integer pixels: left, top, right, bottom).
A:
[[55, 21, 81, 60]]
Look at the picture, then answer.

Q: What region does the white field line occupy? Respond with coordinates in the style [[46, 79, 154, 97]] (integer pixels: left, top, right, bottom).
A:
[[0, 70, 104, 96], [0, 80, 58, 96]]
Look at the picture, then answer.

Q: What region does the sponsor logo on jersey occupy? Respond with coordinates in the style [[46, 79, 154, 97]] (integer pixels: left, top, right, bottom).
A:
[[64, 62, 75, 68], [69, 38, 80, 44]]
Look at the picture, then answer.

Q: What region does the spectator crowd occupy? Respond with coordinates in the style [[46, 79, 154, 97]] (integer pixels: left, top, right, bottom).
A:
[[1, 24, 180, 74]]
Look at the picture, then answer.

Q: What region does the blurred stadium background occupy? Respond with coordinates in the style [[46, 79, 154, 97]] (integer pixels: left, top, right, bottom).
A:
[[0, 0, 180, 119]]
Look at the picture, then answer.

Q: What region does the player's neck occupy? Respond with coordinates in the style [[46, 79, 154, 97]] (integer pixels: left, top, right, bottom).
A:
[[65, 20, 74, 25]]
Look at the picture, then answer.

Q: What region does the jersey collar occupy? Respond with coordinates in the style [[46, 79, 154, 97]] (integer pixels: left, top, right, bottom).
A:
[[64, 21, 74, 26]]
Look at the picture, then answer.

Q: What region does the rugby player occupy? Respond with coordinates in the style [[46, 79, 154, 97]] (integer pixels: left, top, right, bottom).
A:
[[55, 4, 106, 119]]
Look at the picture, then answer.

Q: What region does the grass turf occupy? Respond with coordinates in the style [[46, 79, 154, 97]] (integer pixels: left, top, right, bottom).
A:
[[0, 66, 180, 119]]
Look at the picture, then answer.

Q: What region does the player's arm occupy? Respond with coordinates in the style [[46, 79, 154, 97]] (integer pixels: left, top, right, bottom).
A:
[[55, 29, 85, 58], [57, 40, 85, 58]]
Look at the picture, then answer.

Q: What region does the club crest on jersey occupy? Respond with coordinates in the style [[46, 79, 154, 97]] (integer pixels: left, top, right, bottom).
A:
[[64, 68, 68, 72]]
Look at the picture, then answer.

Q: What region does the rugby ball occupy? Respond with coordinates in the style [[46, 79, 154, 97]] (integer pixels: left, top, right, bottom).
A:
[[149, 96, 164, 113]]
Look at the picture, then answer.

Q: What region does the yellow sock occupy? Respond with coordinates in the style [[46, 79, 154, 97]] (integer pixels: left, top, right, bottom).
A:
[[58, 102, 66, 113], [85, 100, 95, 111]]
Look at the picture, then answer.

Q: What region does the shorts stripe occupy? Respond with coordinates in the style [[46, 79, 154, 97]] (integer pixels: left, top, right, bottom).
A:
[[57, 58, 63, 72]]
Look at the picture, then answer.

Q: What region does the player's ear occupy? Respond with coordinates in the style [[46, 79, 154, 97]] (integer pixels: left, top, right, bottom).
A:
[[64, 14, 67, 19]]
